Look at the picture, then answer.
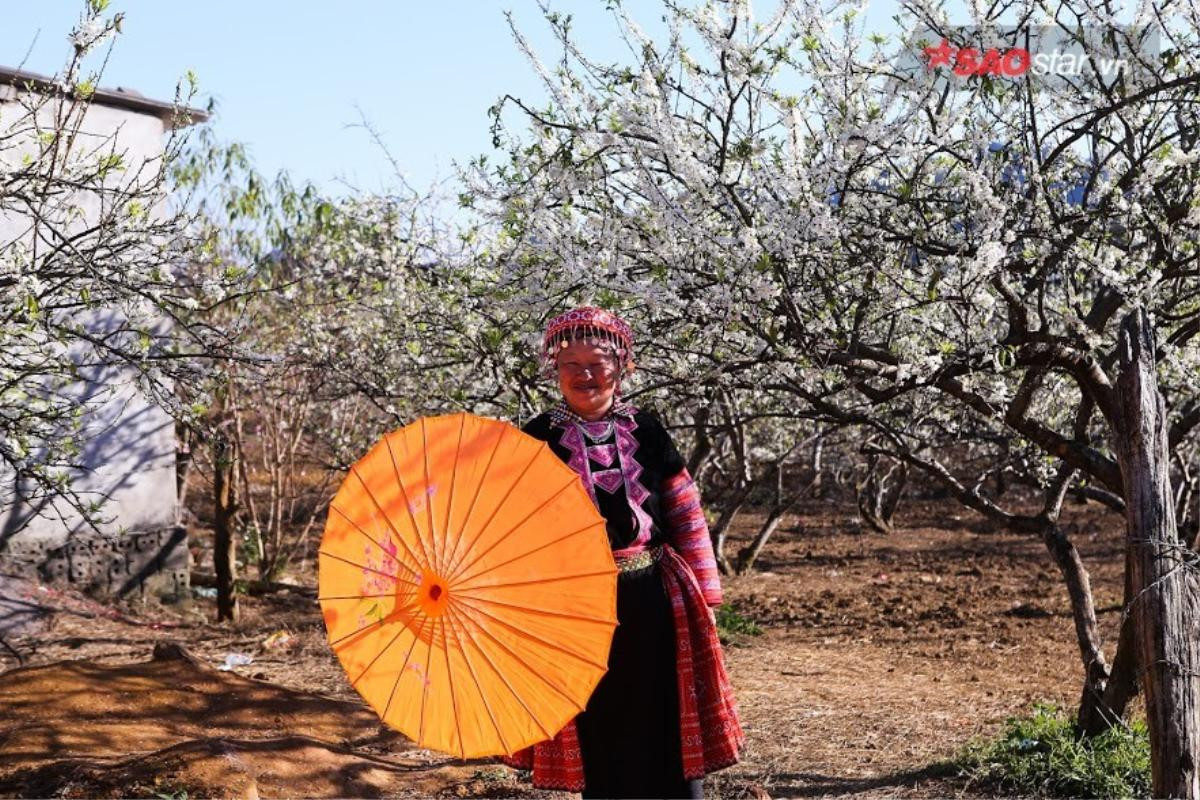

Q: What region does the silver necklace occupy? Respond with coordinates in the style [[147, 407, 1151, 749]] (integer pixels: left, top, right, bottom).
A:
[[578, 420, 615, 443]]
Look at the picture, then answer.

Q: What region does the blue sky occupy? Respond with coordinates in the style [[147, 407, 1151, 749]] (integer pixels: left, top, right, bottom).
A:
[[1, 1, 909, 196]]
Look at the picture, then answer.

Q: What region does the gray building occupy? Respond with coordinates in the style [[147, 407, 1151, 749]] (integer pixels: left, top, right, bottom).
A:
[[0, 66, 207, 597]]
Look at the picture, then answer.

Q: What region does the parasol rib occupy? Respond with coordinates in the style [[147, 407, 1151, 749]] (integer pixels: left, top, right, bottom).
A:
[[328, 504, 421, 583], [329, 502, 416, 569], [453, 519, 606, 589], [351, 461, 433, 575], [438, 615, 467, 757], [446, 476, 578, 585], [382, 613, 434, 721], [319, 591, 410, 601], [326, 593, 419, 648], [350, 613, 418, 688], [453, 594, 610, 671], [442, 441, 544, 584], [318, 550, 417, 591], [444, 604, 509, 754], [417, 614, 437, 747], [454, 593, 616, 626], [382, 435, 438, 572], [450, 601, 556, 741], [438, 422, 506, 580], [453, 597, 590, 713], [419, 417, 441, 579], [455, 566, 616, 593], [435, 414, 467, 576]]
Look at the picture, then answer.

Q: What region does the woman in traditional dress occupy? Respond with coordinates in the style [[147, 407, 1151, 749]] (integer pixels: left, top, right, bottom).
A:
[[505, 306, 743, 799]]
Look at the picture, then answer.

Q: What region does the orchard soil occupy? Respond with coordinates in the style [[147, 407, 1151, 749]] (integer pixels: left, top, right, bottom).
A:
[[0, 500, 1127, 799]]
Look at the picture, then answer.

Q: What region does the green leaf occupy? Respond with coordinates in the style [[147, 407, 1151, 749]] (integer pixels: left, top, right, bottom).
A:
[[96, 153, 124, 176], [316, 201, 334, 226]]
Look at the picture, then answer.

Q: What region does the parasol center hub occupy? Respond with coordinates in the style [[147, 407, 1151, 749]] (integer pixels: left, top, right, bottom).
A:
[[417, 570, 451, 617]]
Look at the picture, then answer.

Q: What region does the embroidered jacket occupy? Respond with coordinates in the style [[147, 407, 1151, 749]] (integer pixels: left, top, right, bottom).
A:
[[521, 402, 722, 605]]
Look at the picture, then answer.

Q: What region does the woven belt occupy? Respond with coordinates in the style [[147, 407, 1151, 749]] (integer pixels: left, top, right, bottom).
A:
[[615, 546, 662, 576]]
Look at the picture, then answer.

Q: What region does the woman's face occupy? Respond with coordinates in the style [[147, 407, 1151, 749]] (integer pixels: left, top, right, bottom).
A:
[[556, 340, 620, 420]]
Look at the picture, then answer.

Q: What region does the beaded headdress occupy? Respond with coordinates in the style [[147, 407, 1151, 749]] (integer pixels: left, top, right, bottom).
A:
[[540, 306, 635, 375]]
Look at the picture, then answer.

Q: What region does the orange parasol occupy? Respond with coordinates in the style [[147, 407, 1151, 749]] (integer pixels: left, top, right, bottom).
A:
[[318, 412, 616, 758]]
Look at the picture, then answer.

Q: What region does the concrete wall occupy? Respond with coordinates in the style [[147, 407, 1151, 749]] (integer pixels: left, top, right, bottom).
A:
[[0, 90, 179, 553]]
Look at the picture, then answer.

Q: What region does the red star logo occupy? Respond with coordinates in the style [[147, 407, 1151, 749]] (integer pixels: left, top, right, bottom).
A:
[[924, 38, 955, 69]]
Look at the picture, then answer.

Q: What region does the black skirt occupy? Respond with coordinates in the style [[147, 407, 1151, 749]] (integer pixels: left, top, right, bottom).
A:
[[575, 563, 701, 799]]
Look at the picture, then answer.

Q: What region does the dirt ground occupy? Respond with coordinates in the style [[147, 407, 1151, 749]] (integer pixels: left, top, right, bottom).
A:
[[0, 499, 1128, 799]]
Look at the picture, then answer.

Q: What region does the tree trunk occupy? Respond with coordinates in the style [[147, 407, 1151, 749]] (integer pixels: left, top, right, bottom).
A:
[[1037, 521, 1114, 734], [176, 421, 194, 521], [213, 434, 240, 623], [711, 487, 750, 575], [809, 430, 825, 498], [735, 502, 792, 574], [1114, 308, 1200, 798], [686, 406, 712, 478], [856, 454, 907, 533], [1095, 570, 1141, 731]]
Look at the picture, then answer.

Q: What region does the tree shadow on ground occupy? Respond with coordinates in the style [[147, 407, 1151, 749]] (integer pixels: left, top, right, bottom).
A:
[[0, 643, 521, 799], [0, 734, 453, 799], [766, 762, 965, 798]]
